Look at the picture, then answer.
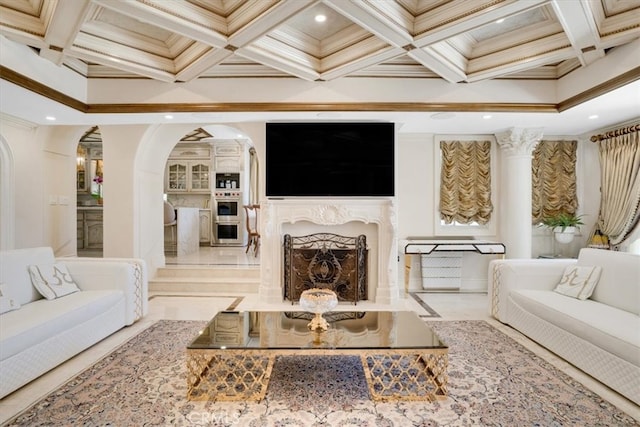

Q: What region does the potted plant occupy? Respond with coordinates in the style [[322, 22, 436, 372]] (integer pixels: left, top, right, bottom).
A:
[[541, 212, 585, 244]]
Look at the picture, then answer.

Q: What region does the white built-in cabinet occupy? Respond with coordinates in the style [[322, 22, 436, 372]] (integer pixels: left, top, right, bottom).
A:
[[213, 143, 242, 172], [199, 209, 211, 244], [77, 208, 103, 250], [165, 145, 211, 193]]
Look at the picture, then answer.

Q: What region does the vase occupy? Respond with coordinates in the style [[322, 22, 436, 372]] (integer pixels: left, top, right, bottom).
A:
[[554, 226, 575, 244], [299, 288, 338, 334]]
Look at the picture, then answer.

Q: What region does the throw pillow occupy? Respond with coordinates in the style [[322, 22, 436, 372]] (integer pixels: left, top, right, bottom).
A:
[[554, 265, 602, 300], [0, 283, 21, 314], [28, 263, 80, 300]]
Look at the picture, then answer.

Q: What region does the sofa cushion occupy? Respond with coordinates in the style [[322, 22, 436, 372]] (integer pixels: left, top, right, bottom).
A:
[[0, 247, 54, 305], [28, 263, 80, 300], [0, 283, 21, 314], [0, 290, 124, 361], [553, 265, 602, 300], [577, 248, 640, 315], [510, 290, 640, 367]]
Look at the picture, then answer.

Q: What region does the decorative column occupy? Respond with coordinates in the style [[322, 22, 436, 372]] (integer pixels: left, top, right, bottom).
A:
[[495, 127, 543, 259]]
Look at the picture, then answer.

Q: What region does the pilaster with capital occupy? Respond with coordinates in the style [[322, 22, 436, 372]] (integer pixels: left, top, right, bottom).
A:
[[495, 127, 544, 259], [495, 127, 543, 156]]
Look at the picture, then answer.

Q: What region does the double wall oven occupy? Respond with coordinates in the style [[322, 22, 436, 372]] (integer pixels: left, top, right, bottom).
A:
[[213, 189, 243, 245]]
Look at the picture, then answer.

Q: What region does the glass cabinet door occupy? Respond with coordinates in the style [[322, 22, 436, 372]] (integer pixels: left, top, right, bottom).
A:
[[190, 163, 210, 191], [168, 162, 188, 191]]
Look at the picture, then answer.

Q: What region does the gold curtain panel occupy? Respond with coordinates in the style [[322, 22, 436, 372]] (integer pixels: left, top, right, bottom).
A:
[[439, 140, 493, 225], [531, 140, 578, 224]]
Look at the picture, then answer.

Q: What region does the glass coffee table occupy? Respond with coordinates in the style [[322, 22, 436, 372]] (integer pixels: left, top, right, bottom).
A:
[[186, 310, 448, 402]]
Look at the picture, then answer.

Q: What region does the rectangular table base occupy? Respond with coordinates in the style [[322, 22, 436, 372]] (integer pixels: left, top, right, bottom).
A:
[[186, 348, 448, 402]]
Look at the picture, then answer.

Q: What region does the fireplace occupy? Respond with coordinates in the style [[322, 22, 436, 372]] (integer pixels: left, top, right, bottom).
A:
[[283, 233, 368, 304], [258, 199, 399, 305]]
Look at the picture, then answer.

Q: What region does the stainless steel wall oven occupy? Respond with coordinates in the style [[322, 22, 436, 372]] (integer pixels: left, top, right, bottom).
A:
[[213, 190, 243, 245]]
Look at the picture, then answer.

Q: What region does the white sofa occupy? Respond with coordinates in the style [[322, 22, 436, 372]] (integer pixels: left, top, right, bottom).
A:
[[0, 247, 148, 398], [488, 248, 640, 405]]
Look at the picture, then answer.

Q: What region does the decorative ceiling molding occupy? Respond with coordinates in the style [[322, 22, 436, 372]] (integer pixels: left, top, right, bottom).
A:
[[0, 0, 637, 83]]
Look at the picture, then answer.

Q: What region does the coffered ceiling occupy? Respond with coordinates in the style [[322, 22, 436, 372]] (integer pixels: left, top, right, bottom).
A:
[[1, 0, 639, 83]]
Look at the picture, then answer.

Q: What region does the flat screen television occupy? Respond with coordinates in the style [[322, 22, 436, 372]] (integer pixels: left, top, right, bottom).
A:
[[265, 122, 395, 197]]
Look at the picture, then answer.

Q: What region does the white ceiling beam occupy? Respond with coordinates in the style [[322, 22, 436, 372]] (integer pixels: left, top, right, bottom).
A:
[[68, 32, 177, 82], [92, 0, 228, 48], [40, 0, 92, 65], [408, 47, 467, 83], [227, 0, 317, 48], [413, 0, 549, 47], [466, 46, 574, 82], [175, 48, 234, 82], [69, 47, 176, 82], [323, 0, 413, 47], [550, 0, 602, 67], [236, 45, 320, 81], [320, 46, 405, 81]]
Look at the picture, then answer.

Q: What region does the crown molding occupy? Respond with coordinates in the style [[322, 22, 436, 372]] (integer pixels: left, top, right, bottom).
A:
[[2, 64, 636, 116]]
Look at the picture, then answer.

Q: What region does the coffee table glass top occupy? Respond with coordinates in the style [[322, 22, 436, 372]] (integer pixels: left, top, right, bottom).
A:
[[188, 310, 447, 350]]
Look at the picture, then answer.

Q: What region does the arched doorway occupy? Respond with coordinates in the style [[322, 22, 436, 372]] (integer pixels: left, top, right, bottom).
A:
[[162, 125, 258, 260], [76, 126, 104, 257]]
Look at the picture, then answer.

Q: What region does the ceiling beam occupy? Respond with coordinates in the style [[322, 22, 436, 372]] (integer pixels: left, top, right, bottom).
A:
[[236, 44, 320, 81], [320, 46, 405, 80], [323, 0, 413, 47], [40, 0, 92, 65], [550, 0, 602, 67], [412, 0, 549, 47], [408, 47, 467, 83], [175, 48, 234, 82], [92, 0, 228, 48], [227, 0, 317, 47]]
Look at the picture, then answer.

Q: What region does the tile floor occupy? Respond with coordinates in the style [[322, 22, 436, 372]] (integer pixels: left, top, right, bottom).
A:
[[1, 247, 638, 424]]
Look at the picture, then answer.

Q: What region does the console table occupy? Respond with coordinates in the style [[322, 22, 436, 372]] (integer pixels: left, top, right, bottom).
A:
[[403, 239, 506, 293]]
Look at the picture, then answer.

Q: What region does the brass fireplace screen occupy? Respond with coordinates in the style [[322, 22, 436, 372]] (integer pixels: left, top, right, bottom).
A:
[[283, 233, 368, 304]]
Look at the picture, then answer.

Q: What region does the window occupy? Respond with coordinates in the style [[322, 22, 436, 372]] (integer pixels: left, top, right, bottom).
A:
[[531, 140, 578, 224], [435, 136, 497, 236]]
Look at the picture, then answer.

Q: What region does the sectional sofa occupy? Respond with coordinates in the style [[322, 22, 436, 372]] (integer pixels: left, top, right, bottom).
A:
[[488, 248, 640, 405], [0, 247, 148, 398]]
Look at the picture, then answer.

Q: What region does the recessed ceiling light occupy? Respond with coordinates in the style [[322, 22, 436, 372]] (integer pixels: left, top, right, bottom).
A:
[[237, 134, 243, 138], [588, 114, 599, 120], [430, 112, 456, 120], [495, 18, 505, 24], [483, 114, 492, 119], [45, 116, 56, 121], [315, 14, 326, 23], [164, 115, 174, 119]]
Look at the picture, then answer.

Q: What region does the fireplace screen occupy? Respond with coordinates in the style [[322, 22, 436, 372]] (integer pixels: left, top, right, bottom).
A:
[[283, 233, 367, 304]]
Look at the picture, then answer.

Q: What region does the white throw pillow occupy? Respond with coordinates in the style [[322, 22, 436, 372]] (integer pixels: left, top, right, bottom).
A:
[[28, 263, 80, 300], [554, 265, 602, 300], [0, 283, 21, 314]]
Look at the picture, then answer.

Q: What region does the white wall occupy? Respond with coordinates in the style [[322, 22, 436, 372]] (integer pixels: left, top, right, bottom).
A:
[[0, 119, 618, 290], [0, 118, 45, 249]]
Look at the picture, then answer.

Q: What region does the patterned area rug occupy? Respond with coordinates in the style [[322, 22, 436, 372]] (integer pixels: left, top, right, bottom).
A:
[[5, 319, 638, 426]]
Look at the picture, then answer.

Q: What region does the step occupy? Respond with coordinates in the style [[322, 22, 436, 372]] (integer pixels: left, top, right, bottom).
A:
[[150, 265, 260, 294], [155, 265, 260, 279]]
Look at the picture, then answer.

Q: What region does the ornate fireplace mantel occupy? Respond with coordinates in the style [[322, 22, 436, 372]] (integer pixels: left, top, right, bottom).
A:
[[259, 198, 399, 305]]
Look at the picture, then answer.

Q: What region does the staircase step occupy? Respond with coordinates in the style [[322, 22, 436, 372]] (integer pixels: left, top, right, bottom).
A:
[[150, 265, 260, 293], [156, 265, 259, 277]]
